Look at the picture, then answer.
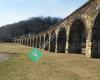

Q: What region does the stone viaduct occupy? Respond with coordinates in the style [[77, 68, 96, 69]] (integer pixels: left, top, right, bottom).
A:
[[13, 0, 100, 58]]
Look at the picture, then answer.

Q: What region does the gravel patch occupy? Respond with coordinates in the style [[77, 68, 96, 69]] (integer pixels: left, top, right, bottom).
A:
[[0, 53, 12, 62]]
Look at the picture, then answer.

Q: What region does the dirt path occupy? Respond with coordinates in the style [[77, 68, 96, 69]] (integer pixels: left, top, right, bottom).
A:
[[0, 53, 12, 62]]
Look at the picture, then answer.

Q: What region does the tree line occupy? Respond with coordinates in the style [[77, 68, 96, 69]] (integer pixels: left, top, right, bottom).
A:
[[0, 16, 62, 42]]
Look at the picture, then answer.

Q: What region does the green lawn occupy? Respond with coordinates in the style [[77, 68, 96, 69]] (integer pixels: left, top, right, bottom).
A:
[[0, 43, 100, 80]]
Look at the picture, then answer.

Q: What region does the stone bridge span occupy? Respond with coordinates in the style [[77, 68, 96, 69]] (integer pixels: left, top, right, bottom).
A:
[[13, 0, 100, 58]]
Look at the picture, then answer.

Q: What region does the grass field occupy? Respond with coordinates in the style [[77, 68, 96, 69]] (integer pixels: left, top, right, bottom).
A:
[[0, 43, 100, 80]]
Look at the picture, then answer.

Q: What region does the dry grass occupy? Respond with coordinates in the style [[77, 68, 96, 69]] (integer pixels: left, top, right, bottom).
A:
[[0, 43, 100, 80]]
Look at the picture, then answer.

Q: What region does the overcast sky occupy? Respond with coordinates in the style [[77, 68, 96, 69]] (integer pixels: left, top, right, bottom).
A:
[[0, 0, 88, 27]]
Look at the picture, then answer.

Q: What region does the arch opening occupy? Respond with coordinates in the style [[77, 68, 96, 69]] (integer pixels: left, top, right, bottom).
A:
[[91, 12, 100, 58], [40, 35, 44, 49], [68, 19, 86, 54], [37, 37, 40, 48], [44, 33, 49, 51], [50, 31, 56, 52], [23, 39, 25, 45], [28, 38, 30, 46], [57, 28, 66, 53], [25, 39, 27, 45], [34, 38, 36, 47], [30, 38, 33, 47], [21, 39, 22, 44]]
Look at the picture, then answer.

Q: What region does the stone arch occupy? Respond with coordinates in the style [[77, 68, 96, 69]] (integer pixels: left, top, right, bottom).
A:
[[44, 33, 49, 51], [40, 35, 44, 49], [50, 30, 56, 52], [91, 12, 100, 58], [57, 27, 67, 53], [68, 19, 87, 54]]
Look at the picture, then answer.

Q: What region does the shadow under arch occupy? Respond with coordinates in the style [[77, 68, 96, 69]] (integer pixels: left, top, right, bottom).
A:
[[22, 39, 25, 45], [40, 35, 44, 49], [68, 19, 86, 54], [44, 33, 49, 51], [37, 37, 40, 48], [33, 38, 36, 47], [30, 38, 33, 47], [57, 27, 67, 53], [27, 38, 30, 46], [25, 38, 27, 46], [91, 12, 100, 58], [50, 31, 56, 52]]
